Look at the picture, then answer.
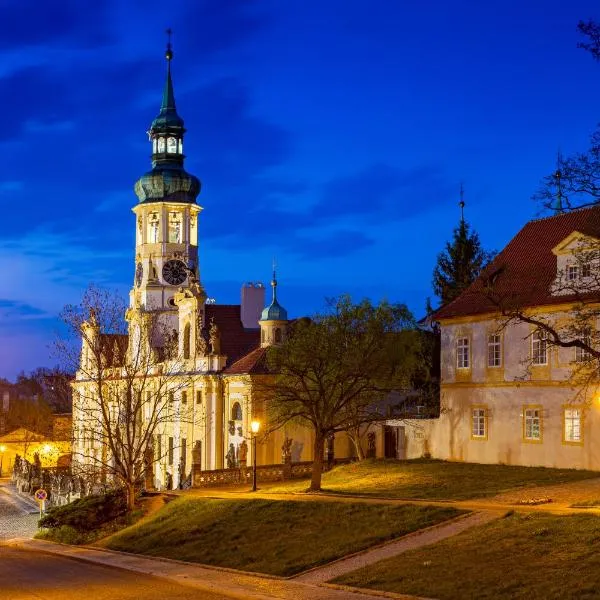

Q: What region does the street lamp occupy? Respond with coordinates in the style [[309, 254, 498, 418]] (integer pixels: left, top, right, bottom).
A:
[[250, 420, 260, 492], [0, 444, 6, 478]]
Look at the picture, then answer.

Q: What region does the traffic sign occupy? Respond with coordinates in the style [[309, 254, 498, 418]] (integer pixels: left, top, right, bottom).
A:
[[35, 489, 47, 501]]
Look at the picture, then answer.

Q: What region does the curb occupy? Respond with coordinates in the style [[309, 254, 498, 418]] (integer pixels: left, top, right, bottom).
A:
[[323, 582, 437, 600]]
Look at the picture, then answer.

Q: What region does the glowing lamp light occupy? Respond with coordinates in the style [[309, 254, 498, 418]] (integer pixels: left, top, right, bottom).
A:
[[0, 445, 6, 453], [42, 444, 53, 454], [250, 420, 260, 435]]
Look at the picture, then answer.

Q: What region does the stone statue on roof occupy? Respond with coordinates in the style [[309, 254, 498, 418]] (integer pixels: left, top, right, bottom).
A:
[[209, 319, 221, 355]]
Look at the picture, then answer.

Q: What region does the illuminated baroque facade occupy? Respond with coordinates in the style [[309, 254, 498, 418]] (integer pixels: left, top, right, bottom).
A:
[[406, 207, 600, 470], [71, 47, 321, 489]]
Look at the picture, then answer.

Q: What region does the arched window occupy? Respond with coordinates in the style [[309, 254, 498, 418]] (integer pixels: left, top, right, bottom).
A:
[[183, 323, 191, 359], [157, 137, 166, 153], [167, 137, 178, 154], [261, 329, 265, 343], [274, 328, 282, 344], [231, 402, 242, 421]]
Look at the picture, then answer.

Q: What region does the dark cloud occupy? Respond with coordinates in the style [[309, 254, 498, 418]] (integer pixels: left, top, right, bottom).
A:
[[0, 299, 46, 318]]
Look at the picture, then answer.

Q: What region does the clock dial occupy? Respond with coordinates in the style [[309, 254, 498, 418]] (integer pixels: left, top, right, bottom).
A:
[[162, 259, 188, 286], [135, 262, 143, 287]]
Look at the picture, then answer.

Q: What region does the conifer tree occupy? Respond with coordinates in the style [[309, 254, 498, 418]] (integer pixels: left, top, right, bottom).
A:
[[432, 218, 492, 306]]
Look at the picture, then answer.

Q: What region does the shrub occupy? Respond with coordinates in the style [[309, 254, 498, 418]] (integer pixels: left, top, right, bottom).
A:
[[36, 525, 87, 545], [39, 490, 127, 533]]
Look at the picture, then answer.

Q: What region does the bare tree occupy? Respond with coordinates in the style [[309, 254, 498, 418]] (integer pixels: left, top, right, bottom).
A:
[[56, 286, 198, 511], [259, 296, 422, 491]]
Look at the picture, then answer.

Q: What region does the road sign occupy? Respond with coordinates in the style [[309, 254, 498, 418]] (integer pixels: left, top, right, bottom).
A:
[[35, 489, 47, 501]]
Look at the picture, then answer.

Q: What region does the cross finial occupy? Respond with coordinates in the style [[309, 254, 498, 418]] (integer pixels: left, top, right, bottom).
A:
[[165, 28, 173, 61], [459, 182, 465, 222], [554, 150, 564, 214]]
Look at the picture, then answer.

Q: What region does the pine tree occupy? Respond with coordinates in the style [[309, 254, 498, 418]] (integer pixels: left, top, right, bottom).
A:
[[432, 218, 493, 306]]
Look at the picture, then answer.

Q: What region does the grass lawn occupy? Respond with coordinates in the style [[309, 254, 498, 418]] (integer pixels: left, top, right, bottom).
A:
[[105, 497, 464, 576], [336, 512, 600, 600], [267, 459, 599, 500]]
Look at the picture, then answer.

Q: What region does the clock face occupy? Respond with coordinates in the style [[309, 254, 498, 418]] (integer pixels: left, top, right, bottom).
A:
[[162, 259, 188, 286], [135, 262, 143, 287]]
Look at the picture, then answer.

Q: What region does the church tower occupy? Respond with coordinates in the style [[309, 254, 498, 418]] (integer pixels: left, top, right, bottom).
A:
[[259, 269, 288, 347], [130, 39, 203, 317]]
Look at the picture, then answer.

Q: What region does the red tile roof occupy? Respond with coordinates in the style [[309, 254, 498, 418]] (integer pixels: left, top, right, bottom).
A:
[[433, 206, 600, 320], [205, 304, 260, 366], [223, 346, 270, 375]]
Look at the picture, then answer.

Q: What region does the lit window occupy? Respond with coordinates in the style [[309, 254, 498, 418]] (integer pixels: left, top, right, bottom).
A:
[[524, 408, 541, 441], [532, 330, 548, 365], [568, 265, 579, 281], [457, 337, 470, 369], [148, 213, 160, 243], [575, 330, 592, 363], [157, 137, 166, 153], [152, 138, 157, 153], [167, 137, 177, 154], [472, 408, 487, 438], [487, 334, 502, 367], [564, 408, 582, 443]]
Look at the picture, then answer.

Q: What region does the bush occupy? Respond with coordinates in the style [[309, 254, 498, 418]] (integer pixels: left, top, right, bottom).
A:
[[39, 490, 127, 533], [36, 525, 86, 545]]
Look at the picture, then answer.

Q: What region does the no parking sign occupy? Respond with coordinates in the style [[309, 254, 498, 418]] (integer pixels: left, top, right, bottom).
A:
[[35, 488, 47, 516]]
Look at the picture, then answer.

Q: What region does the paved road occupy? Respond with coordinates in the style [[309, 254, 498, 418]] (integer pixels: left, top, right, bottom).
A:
[[0, 546, 233, 600], [0, 479, 39, 540]]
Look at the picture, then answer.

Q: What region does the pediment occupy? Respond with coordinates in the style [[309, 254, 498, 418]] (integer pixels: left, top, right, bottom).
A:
[[551, 231, 600, 256]]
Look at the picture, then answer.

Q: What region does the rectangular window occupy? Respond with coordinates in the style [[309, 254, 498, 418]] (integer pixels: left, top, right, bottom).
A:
[[156, 434, 162, 461], [568, 265, 579, 281], [487, 334, 502, 367], [564, 408, 582, 443], [168, 436, 174, 465], [524, 408, 541, 441], [575, 331, 592, 363], [196, 390, 203, 404], [181, 390, 188, 404], [169, 391, 175, 403], [457, 337, 470, 369], [532, 330, 548, 365], [472, 408, 487, 439], [582, 263, 592, 278]]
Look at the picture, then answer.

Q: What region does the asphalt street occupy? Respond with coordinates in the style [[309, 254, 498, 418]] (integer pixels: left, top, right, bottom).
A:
[[0, 546, 234, 600]]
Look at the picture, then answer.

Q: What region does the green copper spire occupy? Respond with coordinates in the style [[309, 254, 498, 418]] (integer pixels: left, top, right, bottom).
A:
[[260, 263, 288, 321], [161, 29, 176, 113]]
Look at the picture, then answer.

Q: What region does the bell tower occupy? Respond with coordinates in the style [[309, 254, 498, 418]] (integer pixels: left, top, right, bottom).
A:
[[130, 36, 204, 315]]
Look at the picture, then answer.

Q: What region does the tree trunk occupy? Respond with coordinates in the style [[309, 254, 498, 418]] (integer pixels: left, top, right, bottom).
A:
[[125, 481, 136, 512], [348, 428, 365, 460], [310, 433, 324, 491]]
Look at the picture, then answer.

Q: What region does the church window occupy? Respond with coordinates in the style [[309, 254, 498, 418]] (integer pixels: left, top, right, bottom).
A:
[[532, 330, 548, 365], [168, 212, 182, 243], [274, 328, 282, 344], [152, 138, 157, 153], [456, 337, 470, 369], [183, 323, 191, 359], [231, 402, 242, 421], [179, 139, 183, 154], [196, 390, 203, 404], [181, 390, 188, 404], [169, 391, 175, 403], [157, 137, 166, 153], [167, 137, 178, 154]]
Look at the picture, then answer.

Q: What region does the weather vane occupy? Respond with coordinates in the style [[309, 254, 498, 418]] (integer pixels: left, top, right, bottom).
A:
[[165, 28, 173, 60], [459, 182, 465, 221]]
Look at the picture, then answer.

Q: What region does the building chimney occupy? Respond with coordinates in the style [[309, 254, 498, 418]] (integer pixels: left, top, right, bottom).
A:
[[241, 282, 265, 329]]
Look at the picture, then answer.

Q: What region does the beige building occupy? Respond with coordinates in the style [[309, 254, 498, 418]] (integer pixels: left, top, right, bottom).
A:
[[407, 207, 600, 470]]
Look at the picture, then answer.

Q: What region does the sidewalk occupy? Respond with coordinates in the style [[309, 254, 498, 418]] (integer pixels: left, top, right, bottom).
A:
[[6, 538, 429, 600]]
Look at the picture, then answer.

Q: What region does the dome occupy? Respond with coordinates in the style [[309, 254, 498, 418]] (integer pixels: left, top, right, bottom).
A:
[[134, 166, 200, 204], [261, 299, 288, 322]]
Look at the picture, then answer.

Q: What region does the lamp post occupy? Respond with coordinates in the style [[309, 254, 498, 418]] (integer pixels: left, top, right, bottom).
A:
[[0, 444, 6, 478], [250, 420, 260, 491]]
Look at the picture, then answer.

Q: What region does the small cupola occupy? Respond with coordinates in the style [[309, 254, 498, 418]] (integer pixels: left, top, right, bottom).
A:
[[259, 269, 288, 347]]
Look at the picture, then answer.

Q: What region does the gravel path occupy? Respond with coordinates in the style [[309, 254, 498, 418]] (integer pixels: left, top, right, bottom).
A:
[[294, 511, 499, 584]]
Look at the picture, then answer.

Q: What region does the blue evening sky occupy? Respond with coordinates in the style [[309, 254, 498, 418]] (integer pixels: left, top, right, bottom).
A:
[[1, 0, 599, 379]]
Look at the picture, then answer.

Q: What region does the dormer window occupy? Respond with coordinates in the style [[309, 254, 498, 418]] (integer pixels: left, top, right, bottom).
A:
[[167, 137, 178, 154], [568, 265, 579, 281]]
